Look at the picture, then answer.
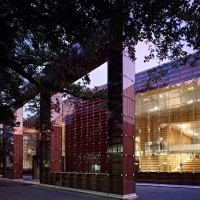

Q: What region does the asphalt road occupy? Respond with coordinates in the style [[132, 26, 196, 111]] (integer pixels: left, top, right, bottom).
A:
[[1, 178, 200, 200]]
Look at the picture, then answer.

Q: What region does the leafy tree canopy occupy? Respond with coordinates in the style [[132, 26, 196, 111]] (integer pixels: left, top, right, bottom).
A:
[[0, 0, 199, 124]]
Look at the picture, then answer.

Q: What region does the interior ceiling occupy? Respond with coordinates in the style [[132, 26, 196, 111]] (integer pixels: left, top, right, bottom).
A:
[[169, 121, 200, 138], [136, 78, 200, 116]]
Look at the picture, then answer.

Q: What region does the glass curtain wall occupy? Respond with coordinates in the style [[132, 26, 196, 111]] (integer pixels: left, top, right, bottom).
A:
[[23, 133, 36, 171], [135, 78, 200, 173]]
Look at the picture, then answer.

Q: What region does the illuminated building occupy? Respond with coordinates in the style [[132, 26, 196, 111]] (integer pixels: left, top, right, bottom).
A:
[[135, 52, 200, 185], [0, 51, 200, 199]]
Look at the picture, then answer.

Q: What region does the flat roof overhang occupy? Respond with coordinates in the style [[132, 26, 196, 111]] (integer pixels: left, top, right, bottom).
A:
[[14, 48, 107, 110]]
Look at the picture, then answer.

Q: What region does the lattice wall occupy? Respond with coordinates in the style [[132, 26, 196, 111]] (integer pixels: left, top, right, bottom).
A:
[[65, 99, 108, 173]]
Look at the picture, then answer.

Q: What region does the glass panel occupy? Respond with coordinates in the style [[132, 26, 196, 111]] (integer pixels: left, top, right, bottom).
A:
[[23, 133, 36, 170], [136, 77, 200, 174], [65, 100, 108, 173]]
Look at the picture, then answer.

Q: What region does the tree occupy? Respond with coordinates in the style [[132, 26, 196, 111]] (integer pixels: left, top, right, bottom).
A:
[[0, 0, 199, 124]]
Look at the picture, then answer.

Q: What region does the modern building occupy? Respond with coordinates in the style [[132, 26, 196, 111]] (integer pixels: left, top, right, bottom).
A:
[[61, 51, 200, 186], [135, 52, 200, 185], [0, 51, 200, 199], [40, 50, 136, 199], [1, 50, 136, 199], [62, 51, 200, 187]]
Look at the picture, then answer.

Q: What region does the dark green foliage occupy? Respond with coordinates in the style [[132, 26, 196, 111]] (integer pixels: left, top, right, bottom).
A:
[[0, 0, 199, 124]]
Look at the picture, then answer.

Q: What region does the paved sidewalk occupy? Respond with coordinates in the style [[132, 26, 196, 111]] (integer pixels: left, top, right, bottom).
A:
[[1, 178, 200, 200], [0, 178, 114, 200], [136, 184, 200, 200]]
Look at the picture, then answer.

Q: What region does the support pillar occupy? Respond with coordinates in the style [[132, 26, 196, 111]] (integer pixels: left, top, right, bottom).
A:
[[50, 93, 63, 172], [13, 108, 23, 179], [108, 47, 137, 199], [0, 125, 3, 175], [39, 91, 51, 182], [2, 108, 23, 179], [51, 125, 62, 172]]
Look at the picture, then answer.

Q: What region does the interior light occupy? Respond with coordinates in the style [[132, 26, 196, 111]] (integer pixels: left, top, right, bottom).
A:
[[187, 99, 193, 104], [160, 124, 167, 128], [149, 106, 159, 112], [189, 130, 193, 134], [178, 124, 188, 129], [143, 98, 149, 102]]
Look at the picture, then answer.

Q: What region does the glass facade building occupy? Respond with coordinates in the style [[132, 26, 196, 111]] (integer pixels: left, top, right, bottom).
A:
[[39, 49, 137, 199], [1, 51, 199, 198], [135, 52, 200, 184]]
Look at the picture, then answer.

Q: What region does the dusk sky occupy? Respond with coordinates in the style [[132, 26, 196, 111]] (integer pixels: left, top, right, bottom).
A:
[[87, 42, 167, 88], [88, 41, 195, 88]]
